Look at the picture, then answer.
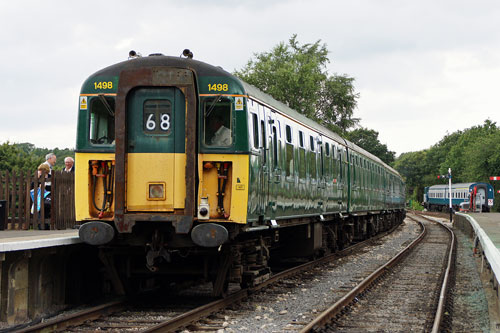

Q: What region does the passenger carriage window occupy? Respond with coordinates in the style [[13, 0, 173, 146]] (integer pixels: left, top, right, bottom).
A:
[[285, 125, 294, 177], [298, 132, 306, 179], [309, 135, 316, 179], [203, 97, 232, 146], [286, 125, 292, 143], [272, 126, 278, 169], [251, 113, 259, 149], [260, 120, 267, 163], [276, 120, 282, 167], [319, 144, 324, 178], [143, 100, 172, 135], [260, 120, 266, 149], [332, 146, 338, 180], [89, 96, 115, 145], [324, 143, 330, 177]]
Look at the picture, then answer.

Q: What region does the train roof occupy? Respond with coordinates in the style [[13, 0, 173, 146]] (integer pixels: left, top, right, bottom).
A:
[[86, 54, 232, 78], [84, 54, 401, 178], [427, 182, 492, 190], [241, 82, 396, 170]]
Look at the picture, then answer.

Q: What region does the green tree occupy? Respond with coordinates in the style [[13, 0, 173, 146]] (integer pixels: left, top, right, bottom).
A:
[[0, 142, 75, 173], [345, 127, 395, 165], [393, 150, 430, 204], [0, 141, 42, 172], [234, 35, 359, 133], [393, 119, 500, 211]]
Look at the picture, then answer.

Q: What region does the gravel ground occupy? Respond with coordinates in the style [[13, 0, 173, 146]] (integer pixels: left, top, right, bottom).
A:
[[450, 227, 490, 332], [187, 219, 421, 333], [2, 215, 493, 332]]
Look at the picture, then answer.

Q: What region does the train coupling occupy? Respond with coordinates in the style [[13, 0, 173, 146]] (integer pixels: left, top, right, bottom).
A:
[[79, 221, 115, 245], [146, 230, 171, 272]]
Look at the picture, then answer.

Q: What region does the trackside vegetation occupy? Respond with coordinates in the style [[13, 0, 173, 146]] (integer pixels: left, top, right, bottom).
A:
[[0, 142, 74, 172], [393, 119, 500, 212]]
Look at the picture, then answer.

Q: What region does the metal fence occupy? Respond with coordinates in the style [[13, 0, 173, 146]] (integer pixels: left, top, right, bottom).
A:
[[0, 170, 76, 230]]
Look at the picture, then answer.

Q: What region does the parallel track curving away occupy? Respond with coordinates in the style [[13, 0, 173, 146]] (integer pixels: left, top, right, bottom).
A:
[[299, 212, 455, 332]]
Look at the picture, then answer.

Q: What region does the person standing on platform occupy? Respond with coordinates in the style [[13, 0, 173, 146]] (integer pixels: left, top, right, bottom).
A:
[[43, 152, 57, 172], [42, 152, 56, 188], [62, 157, 74, 172]]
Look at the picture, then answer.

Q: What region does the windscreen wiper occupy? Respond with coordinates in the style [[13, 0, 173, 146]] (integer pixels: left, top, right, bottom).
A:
[[205, 94, 222, 118], [98, 94, 115, 117]]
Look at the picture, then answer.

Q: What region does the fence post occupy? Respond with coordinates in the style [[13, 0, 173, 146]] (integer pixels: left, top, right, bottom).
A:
[[0, 170, 4, 200], [5, 170, 10, 229], [0, 169, 77, 230], [24, 173, 31, 230]]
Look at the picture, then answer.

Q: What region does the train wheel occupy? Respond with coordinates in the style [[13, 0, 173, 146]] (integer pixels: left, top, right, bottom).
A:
[[212, 277, 229, 298], [367, 217, 376, 238], [212, 248, 232, 298]]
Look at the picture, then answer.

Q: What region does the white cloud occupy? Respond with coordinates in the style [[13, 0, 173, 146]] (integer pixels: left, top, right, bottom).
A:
[[1, 0, 500, 155]]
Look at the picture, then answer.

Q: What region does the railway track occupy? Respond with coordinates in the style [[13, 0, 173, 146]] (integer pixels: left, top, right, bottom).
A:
[[16, 223, 403, 333], [301, 212, 455, 332]]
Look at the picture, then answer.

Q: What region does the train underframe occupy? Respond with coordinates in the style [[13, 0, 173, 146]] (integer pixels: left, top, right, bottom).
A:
[[425, 203, 489, 213], [98, 210, 405, 297]]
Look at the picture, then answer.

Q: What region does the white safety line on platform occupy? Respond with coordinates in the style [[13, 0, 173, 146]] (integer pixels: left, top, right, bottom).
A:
[[0, 233, 81, 252]]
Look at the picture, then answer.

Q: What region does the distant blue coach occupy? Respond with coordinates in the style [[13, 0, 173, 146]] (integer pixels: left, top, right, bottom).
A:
[[423, 182, 494, 212]]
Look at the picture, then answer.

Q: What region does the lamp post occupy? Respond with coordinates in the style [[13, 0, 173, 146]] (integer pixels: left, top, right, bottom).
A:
[[491, 177, 499, 212], [448, 168, 452, 222]]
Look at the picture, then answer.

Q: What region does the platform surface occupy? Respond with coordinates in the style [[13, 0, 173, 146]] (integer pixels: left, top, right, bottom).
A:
[[0, 229, 80, 252], [467, 213, 500, 249]]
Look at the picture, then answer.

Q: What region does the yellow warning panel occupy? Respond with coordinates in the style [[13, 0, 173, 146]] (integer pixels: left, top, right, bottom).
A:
[[235, 97, 243, 110], [79, 96, 88, 110]]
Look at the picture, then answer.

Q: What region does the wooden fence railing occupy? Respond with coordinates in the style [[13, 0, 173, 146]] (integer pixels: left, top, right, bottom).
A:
[[0, 170, 76, 230]]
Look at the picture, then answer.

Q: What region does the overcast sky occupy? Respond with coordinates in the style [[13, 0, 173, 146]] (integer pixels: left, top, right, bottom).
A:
[[1, 0, 499, 156]]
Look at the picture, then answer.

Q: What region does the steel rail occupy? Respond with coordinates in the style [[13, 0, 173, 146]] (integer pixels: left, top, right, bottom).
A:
[[142, 290, 247, 332], [299, 216, 427, 332], [15, 300, 126, 333], [253, 223, 401, 293], [13, 223, 403, 332], [143, 225, 400, 332], [417, 213, 456, 333]]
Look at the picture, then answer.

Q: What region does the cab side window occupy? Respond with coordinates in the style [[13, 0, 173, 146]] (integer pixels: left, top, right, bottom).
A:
[[89, 96, 115, 145], [204, 97, 232, 146]]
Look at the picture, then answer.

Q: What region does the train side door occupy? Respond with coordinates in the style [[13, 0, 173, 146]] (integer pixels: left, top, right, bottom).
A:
[[338, 147, 344, 210], [256, 105, 269, 217], [318, 136, 326, 210], [126, 87, 185, 212], [267, 111, 280, 215], [341, 148, 350, 212]]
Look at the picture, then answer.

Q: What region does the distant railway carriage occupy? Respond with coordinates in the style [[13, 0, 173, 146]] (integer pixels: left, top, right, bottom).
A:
[[76, 51, 405, 295], [423, 182, 494, 212]]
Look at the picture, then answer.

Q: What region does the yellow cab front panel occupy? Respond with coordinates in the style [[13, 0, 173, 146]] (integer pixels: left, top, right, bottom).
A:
[[125, 87, 186, 212]]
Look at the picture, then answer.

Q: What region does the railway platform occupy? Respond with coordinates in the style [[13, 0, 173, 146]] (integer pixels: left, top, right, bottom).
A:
[[0, 229, 101, 327], [454, 212, 500, 325], [0, 229, 80, 252]]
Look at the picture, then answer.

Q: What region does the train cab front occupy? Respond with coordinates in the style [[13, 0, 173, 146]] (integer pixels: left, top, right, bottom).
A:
[[74, 54, 252, 294], [76, 59, 199, 243]]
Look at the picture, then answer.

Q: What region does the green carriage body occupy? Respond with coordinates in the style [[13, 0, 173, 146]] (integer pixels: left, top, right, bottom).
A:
[[75, 55, 405, 229]]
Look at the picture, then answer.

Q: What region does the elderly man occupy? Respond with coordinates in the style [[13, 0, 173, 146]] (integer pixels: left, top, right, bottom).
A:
[[43, 153, 57, 171], [63, 157, 75, 172]]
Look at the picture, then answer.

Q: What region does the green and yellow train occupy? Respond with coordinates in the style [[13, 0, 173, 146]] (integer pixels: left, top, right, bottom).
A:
[[76, 50, 405, 295]]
